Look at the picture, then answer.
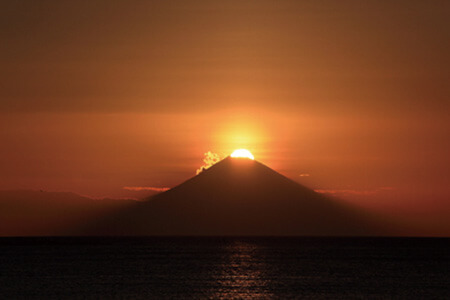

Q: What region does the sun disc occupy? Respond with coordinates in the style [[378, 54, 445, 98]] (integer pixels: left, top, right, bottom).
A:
[[230, 149, 254, 160]]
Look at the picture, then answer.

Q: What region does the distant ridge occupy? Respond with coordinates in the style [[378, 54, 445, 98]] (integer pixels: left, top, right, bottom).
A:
[[91, 157, 380, 236], [0, 190, 134, 236]]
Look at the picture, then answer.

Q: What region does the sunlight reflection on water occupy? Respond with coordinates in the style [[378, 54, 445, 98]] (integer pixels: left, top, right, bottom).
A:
[[0, 237, 448, 299], [210, 240, 273, 299]]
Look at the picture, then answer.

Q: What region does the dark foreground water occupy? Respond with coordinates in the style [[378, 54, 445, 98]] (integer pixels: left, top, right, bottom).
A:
[[0, 237, 448, 299]]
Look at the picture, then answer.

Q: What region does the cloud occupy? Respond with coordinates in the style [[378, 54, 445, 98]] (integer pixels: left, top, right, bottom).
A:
[[315, 187, 396, 196], [315, 189, 378, 196], [123, 186, 170, 192], [196, 151, 221, 174], [299, 173, 310, 177]]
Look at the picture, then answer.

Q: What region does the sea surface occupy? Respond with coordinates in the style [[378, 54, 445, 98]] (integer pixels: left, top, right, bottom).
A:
[[0, 237, 448, 299]]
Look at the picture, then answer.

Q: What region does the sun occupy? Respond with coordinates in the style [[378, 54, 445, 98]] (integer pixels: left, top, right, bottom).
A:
[[230, 149, 255, 160]]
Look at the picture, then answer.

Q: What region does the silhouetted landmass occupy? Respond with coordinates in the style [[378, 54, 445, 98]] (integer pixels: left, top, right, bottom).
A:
[[0, 190, 134, 236], [88, 158, 389, 236]]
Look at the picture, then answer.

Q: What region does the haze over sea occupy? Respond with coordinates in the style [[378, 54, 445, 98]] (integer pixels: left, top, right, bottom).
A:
[[0, 237, 448, 299]]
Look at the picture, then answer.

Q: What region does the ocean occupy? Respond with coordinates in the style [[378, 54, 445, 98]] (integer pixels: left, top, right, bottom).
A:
[[0, 237, 448, 299]]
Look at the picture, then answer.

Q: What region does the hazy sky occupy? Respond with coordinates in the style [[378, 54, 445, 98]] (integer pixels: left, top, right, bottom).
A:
[[1, 1, 449, 232]]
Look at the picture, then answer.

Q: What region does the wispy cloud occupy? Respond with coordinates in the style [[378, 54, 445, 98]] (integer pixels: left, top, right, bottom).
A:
[[123, 186, 170, 192], [299, 173, 310, 177], [315, 187, 396, 196], [196, 151, 221, 174], [315, 189, 378, 196]]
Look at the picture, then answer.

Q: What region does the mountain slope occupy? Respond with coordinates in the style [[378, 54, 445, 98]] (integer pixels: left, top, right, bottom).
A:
[[94, 157, 378, 236]]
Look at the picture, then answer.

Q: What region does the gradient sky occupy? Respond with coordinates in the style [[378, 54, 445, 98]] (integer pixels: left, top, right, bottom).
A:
[[1, 1, 449, 233]]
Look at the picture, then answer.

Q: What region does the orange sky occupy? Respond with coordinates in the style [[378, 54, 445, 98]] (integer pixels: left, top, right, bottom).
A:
[[1, 1, 449, 234]]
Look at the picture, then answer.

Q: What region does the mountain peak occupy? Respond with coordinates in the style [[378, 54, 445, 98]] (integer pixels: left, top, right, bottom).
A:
[[90, 158, 378, 236], [169, 156, 306, 201]]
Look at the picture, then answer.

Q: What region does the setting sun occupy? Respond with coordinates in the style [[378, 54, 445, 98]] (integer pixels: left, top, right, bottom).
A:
[[230, 149, 255, 160]]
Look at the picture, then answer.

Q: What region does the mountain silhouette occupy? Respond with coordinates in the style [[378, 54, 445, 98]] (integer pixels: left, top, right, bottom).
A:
[[0, 190, 133, 236], [90, 157, 379, 236]]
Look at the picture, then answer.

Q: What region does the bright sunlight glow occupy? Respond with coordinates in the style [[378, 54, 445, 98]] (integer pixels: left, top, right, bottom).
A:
[[230, 149, 255, 160]]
